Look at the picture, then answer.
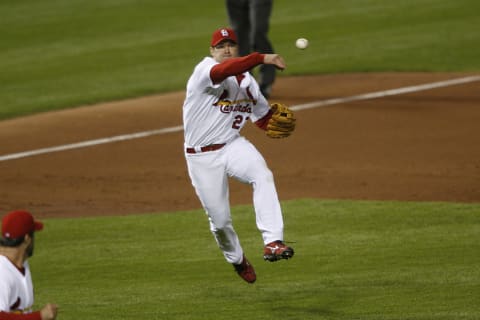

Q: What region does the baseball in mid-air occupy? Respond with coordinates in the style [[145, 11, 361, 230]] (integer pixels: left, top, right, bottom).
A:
[[295, 38, 309, 50]]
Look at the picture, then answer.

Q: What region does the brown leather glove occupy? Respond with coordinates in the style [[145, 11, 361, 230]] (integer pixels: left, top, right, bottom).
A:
[[266, 103, 296, 138]]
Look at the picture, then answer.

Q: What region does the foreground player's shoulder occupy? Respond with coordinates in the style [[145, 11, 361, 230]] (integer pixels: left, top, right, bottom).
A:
[[0, 255, 11, 270]]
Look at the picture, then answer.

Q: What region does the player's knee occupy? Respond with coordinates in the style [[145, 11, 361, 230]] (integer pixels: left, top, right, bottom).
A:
[[254, 168, 274, 184], [212, 219, 232, 231], [207, 211, 233, 231]]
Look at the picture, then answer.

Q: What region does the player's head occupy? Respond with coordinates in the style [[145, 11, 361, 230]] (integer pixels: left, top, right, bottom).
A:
[[210, 27, 239, 63], [1, 210, 43, 256]]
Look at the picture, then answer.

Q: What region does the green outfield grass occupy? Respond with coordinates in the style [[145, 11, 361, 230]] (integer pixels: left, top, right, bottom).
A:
[[1, 0, 479, 120], [31, 199, 480, 320]]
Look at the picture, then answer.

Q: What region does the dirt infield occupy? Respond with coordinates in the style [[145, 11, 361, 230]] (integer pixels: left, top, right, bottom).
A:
[[1, 73, 479, 219]]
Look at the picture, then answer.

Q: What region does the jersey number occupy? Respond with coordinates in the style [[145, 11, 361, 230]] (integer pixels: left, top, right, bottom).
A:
[[232, 115, 244, 129]]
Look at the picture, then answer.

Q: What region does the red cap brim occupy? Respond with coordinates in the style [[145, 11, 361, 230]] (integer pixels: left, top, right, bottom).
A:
[[34, 221, 44, 231]]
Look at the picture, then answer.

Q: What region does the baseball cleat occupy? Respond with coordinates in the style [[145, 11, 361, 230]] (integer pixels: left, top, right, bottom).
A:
[[233, 255, 256, 283], [263, 240, 294, 262]]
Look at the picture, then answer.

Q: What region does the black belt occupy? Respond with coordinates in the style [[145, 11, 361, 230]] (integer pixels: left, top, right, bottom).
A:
[[186, 143, 226, 154]]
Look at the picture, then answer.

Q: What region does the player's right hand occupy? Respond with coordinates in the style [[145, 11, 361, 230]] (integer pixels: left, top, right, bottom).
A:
[[40, 303, 58, 320], [263, 54, 286, 70]]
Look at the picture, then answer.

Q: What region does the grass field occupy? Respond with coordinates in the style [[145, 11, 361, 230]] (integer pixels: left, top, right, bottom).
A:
[[31, 199, 480, 319], [1, 0, 479, 119]]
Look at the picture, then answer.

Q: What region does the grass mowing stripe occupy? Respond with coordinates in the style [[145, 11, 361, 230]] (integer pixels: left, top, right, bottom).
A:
[[31, 199, 480, 319], [1, 0, 480, 120]]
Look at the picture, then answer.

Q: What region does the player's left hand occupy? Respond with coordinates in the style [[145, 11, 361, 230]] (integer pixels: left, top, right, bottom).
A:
[[266, 103, 296, 138]]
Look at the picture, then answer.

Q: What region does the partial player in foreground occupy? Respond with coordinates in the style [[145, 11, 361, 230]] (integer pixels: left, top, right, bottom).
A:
[[0, 210, 58, 320], [182, 27, 296, 283]]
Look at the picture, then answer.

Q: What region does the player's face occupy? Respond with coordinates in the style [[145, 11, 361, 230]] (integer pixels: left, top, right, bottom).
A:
[[210, 40, 238, 63]]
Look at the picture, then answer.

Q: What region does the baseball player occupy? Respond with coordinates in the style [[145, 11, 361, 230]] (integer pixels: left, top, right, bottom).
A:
[[182, 27, 296, 283], [0, 210, 58, 320]]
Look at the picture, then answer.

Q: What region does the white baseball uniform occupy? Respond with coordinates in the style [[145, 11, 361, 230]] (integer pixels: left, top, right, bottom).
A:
[[183, 53, 284, 264], [0, 255, 35, 314]]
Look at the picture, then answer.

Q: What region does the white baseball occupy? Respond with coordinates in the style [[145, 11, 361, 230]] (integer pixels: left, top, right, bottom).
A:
[[295, 38, 309, 50]]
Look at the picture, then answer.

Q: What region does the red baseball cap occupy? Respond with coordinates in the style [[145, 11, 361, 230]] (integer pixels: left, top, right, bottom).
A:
[[1, 210, 43, 240], [211, 28, 238, 47]]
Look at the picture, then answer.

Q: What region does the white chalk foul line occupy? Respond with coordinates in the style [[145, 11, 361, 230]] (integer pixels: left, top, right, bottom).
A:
[[1, 75, 479, 162], [0, 125, 184, 162], [290, 75, 480, 111]]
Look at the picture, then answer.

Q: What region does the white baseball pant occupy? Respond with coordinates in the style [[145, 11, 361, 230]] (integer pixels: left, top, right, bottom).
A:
[[185, 136, 284, 264]]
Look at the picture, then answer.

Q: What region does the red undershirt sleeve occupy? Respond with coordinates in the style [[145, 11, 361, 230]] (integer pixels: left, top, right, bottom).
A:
[[255, 109, 273, 131], [0, 311, 41, 320], [210, 52, 265, 84]]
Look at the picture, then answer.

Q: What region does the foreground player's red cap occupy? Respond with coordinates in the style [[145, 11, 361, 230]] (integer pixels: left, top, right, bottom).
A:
[[211, 27, 238, 47], [1, 210, 43, 240]]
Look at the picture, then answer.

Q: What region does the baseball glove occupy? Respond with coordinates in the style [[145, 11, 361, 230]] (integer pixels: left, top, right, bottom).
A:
[[266, 103, 296, 138]]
